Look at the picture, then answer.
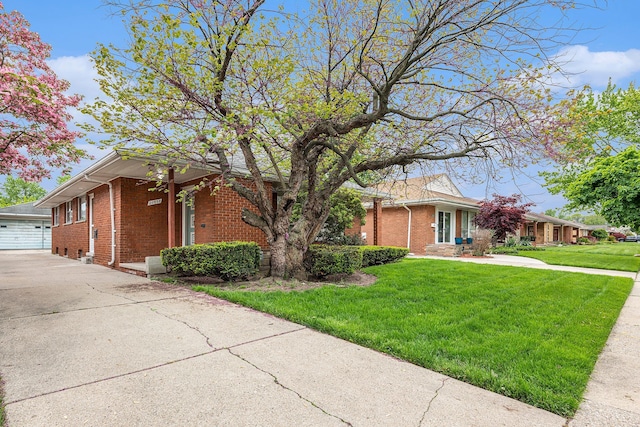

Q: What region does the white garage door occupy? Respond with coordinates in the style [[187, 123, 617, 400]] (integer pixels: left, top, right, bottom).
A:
[[0, 220, 51, 249]]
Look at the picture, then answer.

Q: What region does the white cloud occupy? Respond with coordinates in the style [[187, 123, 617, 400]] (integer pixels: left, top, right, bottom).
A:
[[550, 45, 640, 88], [46, 54, 102, 102]]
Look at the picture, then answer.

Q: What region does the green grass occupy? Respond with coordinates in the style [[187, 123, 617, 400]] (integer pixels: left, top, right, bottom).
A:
[[195, 259, 633, 417], [515, 243, 640, 272], [0, 377, 4, 427]]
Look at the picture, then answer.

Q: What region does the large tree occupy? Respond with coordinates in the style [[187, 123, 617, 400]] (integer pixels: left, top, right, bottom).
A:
[[83, 0, 579, 278], [0, 175, 46, 207], [558, 146, 640, 230], [544, 82, 640, 228], [0, 2, 85, 180]]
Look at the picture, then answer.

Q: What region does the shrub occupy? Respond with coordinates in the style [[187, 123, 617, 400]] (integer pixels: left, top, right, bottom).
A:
[[591, 229, 609, 240], [504, 236, 518, 247], [577, 237, 593, 245], [471, 229, 494, 256], [360, 246, 409, 267], [304, 245, 363, 278], [161, 241, 261, 281], [610, 232, 626, 241], [323, 233, 366, 246]]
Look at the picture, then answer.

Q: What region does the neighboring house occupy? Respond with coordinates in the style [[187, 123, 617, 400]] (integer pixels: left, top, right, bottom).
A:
[[520, 213, 587, 245], [361, 175, 481, 255], [34, 150, 274, 272], [0, 202, 52, 250]]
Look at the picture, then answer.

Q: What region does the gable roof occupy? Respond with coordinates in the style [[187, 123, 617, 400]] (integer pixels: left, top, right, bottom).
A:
[[370, 174, 480, 210], [374, 175, 463, 199]]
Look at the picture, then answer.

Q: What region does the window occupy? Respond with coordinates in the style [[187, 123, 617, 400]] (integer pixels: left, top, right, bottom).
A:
[[53, 206, 60, 226], [461, 211, 476, 239], [77, 195, 87, 221], [65, 201, 73, 224]]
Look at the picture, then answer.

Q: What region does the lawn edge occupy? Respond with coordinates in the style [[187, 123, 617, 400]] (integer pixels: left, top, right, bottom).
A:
[[0, 374, 5, 427]]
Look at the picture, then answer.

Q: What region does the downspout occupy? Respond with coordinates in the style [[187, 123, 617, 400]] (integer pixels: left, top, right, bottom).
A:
[[84, 175, 116, 266], [402, 204, 412, 252]]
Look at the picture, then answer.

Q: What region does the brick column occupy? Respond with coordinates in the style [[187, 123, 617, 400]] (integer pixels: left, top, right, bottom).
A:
[[373, 198, 382, 246]]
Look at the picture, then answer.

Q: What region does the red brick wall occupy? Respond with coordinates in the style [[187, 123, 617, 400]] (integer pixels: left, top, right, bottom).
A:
[[117, 178, 171, 264], [52, 174, 273, 268], [51, 197, 90, 260], [410, 205, 436, 254], [90, 184, 114, 266], [363, 204, 436, 254], [181, 177, 269, 248]]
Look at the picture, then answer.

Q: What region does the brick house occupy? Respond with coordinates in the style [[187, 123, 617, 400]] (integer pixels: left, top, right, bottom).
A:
[[520, 213, 587, 245], [34, 150, 273, 272], [361, 175, 481, 256]]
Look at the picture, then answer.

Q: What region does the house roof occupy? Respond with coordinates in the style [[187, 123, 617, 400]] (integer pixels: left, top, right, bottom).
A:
[[0, 202, 50, 220], [368, 175, 480, 210], [524, 212, 586, 228], [374, 175, 463, 199], [34, 149, 265, 209], [34, 149, 393, 209]]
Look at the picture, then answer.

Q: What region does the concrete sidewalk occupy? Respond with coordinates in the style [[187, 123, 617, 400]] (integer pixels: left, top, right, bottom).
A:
[[0, 251, 638, 426], [411, 253, 638, 279]]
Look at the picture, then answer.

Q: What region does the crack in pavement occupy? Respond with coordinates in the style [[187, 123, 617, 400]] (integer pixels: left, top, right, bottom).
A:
[[146, 305, 215, 348], [5, 327, 308, 406], [4, 349, 219, 406], [85, 282, 138, 303], [418, 377, 449, 426], [2, 294, 191, 321], [226, 347, 354, 426]]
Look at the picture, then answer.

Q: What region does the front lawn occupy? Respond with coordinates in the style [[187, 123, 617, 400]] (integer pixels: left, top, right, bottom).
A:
[[195, 259, 633, 417], [515, 243, 640, 272]]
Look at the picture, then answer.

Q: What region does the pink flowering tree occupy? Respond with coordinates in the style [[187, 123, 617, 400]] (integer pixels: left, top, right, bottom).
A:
[[474, 194, 534, 243], [0, 2, 85, 180]]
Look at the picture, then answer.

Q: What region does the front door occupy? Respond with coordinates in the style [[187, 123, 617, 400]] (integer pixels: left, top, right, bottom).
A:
[[183, 194, 195, 246], [437, 211, 453, 243]]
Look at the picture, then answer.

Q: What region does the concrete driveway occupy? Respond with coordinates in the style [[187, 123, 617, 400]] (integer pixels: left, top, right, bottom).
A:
[[0, 250, 604, 426]]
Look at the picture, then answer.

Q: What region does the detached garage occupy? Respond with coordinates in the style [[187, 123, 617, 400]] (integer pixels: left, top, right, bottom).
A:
[[0, 202, 51, 250]]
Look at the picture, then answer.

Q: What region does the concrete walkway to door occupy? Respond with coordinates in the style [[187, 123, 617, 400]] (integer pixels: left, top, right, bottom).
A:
[[0, 250, 635, 426]]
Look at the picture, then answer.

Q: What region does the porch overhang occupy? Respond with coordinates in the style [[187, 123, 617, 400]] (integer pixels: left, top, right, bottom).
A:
[[34, 150, 222, 209]]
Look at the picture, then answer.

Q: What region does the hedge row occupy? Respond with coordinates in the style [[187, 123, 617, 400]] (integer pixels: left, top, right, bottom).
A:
[[305, 245, 409, 277], [161, 241, 261, 281], [161, 242, 409, 281]]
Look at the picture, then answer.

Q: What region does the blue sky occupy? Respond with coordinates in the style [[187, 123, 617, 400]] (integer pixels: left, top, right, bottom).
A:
[[5, 0, 640, 212]]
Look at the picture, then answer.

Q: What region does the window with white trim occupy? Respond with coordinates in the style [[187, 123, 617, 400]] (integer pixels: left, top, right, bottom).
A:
[[461, 210, 476, 239], [65, 201, 73, 224], [53, 206, 60, 226], [77, 195, 87, 221]]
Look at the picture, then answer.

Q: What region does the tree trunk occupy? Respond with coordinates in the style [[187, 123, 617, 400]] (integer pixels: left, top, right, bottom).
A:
[[285, 231, 308, 280], [270, 235, 287, 278], [268, 192, 331, 279], [269, 232, 308, 279]]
